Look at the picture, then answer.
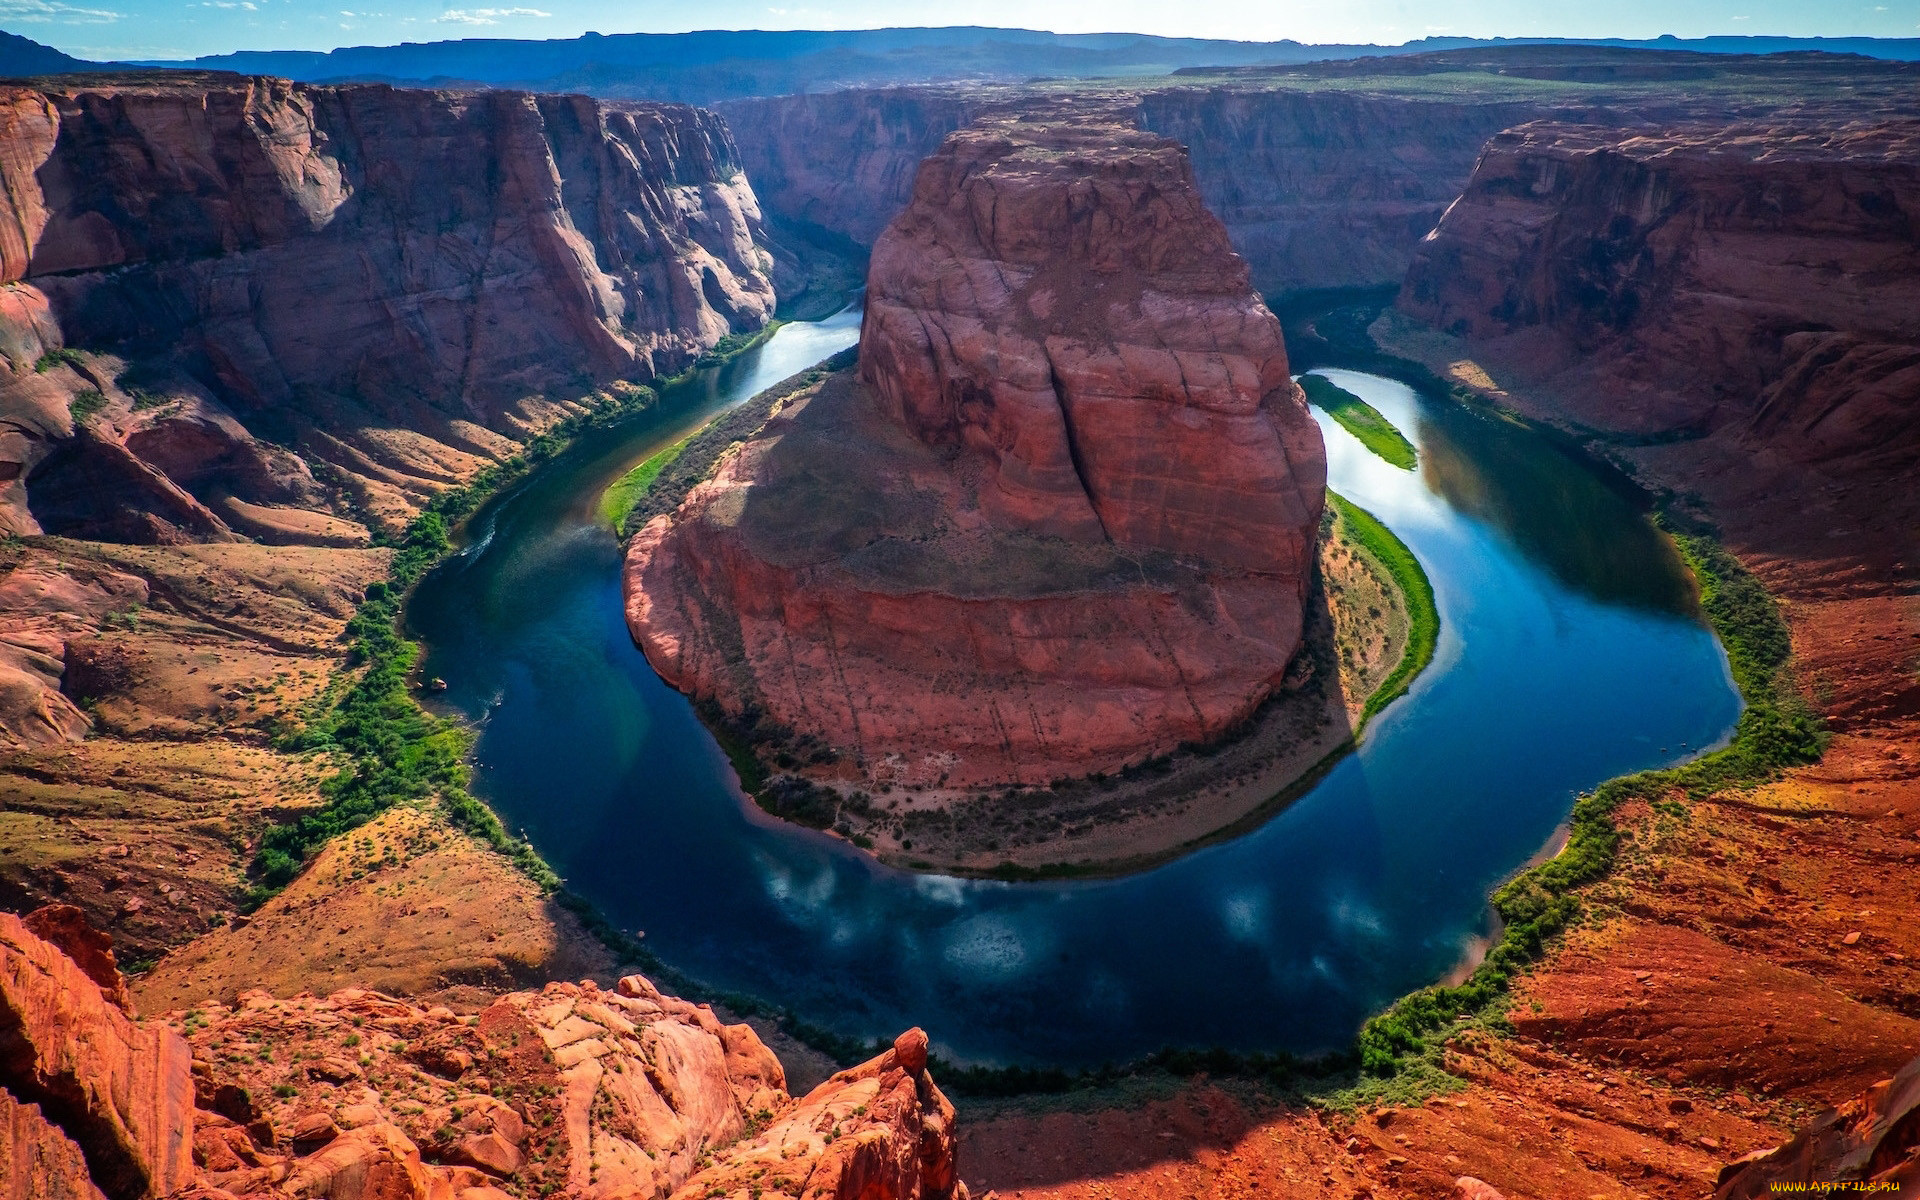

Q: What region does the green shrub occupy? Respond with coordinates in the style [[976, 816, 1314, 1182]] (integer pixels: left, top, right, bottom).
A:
[[68, 388, 107, 422], [1301, 373, 1418, 469], [34, 347, 84, 373]]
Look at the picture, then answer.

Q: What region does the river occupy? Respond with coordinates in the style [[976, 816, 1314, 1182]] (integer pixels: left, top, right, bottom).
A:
[[408, 312, 1741, 1067]]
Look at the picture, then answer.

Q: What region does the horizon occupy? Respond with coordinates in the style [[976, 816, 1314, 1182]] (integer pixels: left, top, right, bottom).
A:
[[7, 0, 1916, 69]]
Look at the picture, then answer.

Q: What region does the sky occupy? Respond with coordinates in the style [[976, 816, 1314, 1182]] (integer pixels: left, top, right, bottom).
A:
[[10, 0, 1917, 64]]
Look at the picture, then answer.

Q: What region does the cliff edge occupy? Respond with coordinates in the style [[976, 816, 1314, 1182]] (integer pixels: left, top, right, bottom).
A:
[[624, 109, 1325, 795]]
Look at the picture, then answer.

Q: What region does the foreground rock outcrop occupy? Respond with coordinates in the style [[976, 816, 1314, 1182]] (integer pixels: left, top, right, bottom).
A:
[[627, 110, 1324, 790], [1716, 1050, 1920, 1195], [0, 73, 774, 542], [0, 909, 192, 1200], [1, 905, 969, 1200]]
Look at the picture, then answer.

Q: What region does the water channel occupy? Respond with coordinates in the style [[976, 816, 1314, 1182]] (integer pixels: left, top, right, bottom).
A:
[[408, 312, 1741, 1066]]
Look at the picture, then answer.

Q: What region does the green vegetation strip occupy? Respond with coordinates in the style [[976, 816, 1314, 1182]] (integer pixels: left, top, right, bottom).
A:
[[247, 386, 669, 908], [619, 346, 857, 538], [252, 328, 833, 905], [1328, 492, 1438, 728], [1301, 372, 1417, 469], [599, 436, 691, 532], [1351, 519, 1824, 1078], [694, 320, 784, 369]]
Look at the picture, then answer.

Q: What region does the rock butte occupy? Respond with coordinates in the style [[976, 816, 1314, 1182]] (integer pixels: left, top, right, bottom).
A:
[[625, 109, 1326, 789], [0, 905, 969, 1200]]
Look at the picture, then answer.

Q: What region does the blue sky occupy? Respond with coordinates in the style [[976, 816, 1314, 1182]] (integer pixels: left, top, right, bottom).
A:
[[11, 0, 1916, 65]]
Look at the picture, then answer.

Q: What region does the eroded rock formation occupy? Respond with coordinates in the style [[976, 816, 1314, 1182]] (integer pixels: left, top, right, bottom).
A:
[[1397, 120, 1920, 473], [0, 906, 969, 1200], [722, 84, 1528, 298], [1715, 1050, 1920, 1195], [0, 910, 193, 1200], [0, 74, 774, 541], [627, 110, 1324, 789]]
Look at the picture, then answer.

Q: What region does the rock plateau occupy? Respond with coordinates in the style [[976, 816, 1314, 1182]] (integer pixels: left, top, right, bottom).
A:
[[626, 110, 1325, 789]]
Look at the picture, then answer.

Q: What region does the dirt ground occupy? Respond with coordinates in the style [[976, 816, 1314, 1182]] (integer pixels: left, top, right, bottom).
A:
[[0, 534, 611, 997]]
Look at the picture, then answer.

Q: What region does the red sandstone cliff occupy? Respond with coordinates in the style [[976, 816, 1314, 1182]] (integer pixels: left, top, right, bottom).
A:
[[721, 84, 1526, 299], [0, 905, 969, 1200], [1715, 1050, 1920, 1195], [0, 74, 775, 543], [626, 110, 1324, 790], [1397, 120, 1920, 472]]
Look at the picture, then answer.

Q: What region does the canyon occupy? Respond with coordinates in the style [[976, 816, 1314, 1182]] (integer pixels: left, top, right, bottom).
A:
[[624, 107, 1326, 802], [1395, 118, 1920, 508], [0, 73, 773, 543], [0, 38, 1916, 1200], [722, 47, 1920, 300], [0, 73, 777, 976]]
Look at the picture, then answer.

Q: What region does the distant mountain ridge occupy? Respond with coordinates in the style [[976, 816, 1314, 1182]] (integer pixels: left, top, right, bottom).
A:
[[118, 27, 1920, 105], [5, 25, 1920, 101], [0, 29, 95, 77]]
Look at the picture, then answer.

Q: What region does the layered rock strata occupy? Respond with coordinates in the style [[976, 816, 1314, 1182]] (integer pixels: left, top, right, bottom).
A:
[[0, 74, 774, 542], [1397, 120, 1920, 475], [627, 112, 1325, 789], [1, 905, 969, 1200], [721, 84, 1528, 297]]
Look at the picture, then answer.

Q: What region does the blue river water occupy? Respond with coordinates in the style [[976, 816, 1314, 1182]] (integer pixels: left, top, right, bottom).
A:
[[408, 315, 1741, 1067]]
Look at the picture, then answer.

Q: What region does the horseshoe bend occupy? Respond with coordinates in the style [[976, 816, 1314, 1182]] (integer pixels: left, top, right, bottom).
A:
[[623, 110, 1333, 850]]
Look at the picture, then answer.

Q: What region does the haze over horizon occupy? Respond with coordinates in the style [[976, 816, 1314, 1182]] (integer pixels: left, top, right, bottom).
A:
[[6, 0, 1914, 69]]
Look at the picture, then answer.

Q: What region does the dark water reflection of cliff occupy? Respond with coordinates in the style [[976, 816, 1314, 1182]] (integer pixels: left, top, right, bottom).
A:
[[408, 329, 1742, 1070], [1414, 402, 1699, 616]]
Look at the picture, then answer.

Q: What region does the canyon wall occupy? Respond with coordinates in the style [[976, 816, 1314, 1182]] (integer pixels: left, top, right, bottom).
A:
[[627, 110, 1325, 789], [1397, 120, 1920, 473], [721, 85, 1541, 298], [1133, 88, 1538, 294], [0, 74, 775, 542]]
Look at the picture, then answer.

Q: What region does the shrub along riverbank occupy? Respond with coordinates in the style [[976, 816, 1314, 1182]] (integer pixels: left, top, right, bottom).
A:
[[1347, 514, 1824, 1082], [1328, 492, 1439, 730], [1302, 373, 1418, 470], [246, 385, 680, 908]]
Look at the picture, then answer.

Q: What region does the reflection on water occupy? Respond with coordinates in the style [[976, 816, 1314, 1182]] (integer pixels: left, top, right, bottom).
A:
[[407, 335, 1742, 1068], [1410, 396, 1698, 616]]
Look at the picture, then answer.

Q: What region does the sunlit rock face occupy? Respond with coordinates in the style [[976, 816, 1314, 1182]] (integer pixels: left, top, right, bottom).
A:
[[626, 109, 1326, 789], [0, 75, 776, 540]]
